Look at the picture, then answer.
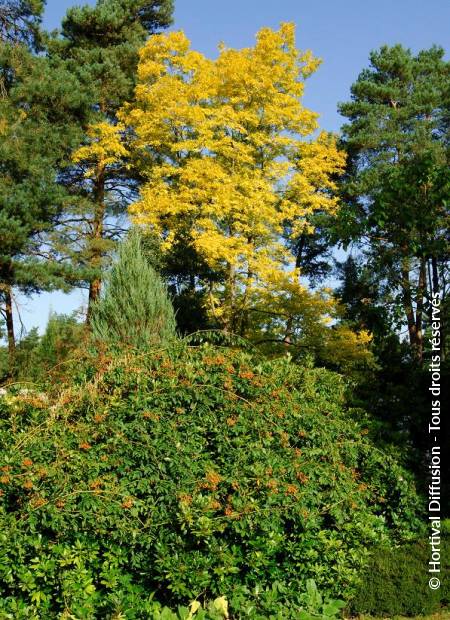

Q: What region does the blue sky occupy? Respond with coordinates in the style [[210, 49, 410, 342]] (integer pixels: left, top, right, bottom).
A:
[[14, 0, 450, 337]]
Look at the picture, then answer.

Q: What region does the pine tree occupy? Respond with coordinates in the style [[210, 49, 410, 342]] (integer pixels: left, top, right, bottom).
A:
[[48, 0, 173, 322], [91, 229, 176, 349], [0, 4, 88, 371], [0, 0, 45, 49], [338, 45, 450, 361]]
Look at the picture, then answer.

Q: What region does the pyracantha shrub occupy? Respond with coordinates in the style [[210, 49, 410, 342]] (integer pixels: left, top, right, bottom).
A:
[[0, 344, 423, 617]]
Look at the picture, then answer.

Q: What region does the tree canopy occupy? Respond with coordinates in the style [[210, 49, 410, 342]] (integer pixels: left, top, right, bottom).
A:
[[48, 0, 174, 320], [120, 25, 354, 352], [338, 44, 450, 360]]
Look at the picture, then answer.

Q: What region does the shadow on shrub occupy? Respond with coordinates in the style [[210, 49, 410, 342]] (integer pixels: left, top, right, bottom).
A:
[[349, 520, 449, 616]]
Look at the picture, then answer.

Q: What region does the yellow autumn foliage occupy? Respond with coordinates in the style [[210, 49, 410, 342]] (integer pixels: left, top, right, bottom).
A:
[[72, 122, 128, 177], [116, 23, 371, 367], [120, 24, 345, 332]]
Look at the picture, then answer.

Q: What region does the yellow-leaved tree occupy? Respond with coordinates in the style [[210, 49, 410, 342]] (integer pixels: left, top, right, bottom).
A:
[[119, 24, 373, 367]]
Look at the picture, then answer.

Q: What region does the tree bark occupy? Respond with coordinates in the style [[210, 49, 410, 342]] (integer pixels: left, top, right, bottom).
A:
[[431, 255, 439, 296], [284, 315, 294, 348], [224, 262, 236, 333], [414, 257, 426, 363], [295, 232, 306, 269], [401, 258, 422, 362], [86, 163, 106, 324], [4, 285, 15, 370]]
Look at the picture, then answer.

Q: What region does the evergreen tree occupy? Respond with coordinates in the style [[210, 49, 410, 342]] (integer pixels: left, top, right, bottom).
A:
[[335, 255, 390, 340], [0, 0, 45, 49], [48, 0, 173, 322], [91, 229, 176, 349], [0, 6, 88, 371], [338, 45, 450, 361]]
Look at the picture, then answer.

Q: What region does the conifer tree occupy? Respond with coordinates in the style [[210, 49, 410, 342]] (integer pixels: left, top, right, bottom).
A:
[[91, 229, 176, 348], [338, 45, 450, 361], [0, 0, 45, 49], [48, 0, 173, 322], [0, 2, 87, 370]]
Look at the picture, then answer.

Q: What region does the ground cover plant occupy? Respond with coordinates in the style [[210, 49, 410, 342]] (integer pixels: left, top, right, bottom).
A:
[[0, 342, 422, 618]]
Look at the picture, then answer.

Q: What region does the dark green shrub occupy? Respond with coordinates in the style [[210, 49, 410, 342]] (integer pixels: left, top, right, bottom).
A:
[[0, 345, 423, 617], [350, 521, 450, 616]]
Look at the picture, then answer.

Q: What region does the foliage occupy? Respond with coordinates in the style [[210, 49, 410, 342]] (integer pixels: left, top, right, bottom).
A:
[[334, 255, 450, 503], [120, 24, 345, 338], [0, 344, 423, 617], [337, 44, 450, 361], [25, 313, 84, 381], [48, 0, 174, 319], [297, 580, 346, 620], [247, 277, 375, 375], [0, 20, 90, 368], [0, 312, 85, 384], [350, 523, 450, 616], [91, 229, 177, 349], [0, 0, 45, 49]]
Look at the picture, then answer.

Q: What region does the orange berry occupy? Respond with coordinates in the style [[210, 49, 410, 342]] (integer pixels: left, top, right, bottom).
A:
[[30, 496, 45, 508], [204, 471, 222, 491], [296, 472, 308, 484], [239, 371, 255, 380], [286, 484, 298, 496], [179, 493, 193, 505]]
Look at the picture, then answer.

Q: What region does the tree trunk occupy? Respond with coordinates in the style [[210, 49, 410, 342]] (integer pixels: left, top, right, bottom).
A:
[[224, 263, 236, 333], [414, 258, 426, 363], [4, 285, 15, 371], [431, 255, 439, 296], [295, 231, 306, 269], [86, 164, 106, 324], [401, 258, 422, 362], [284, 315, 294, 348]]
